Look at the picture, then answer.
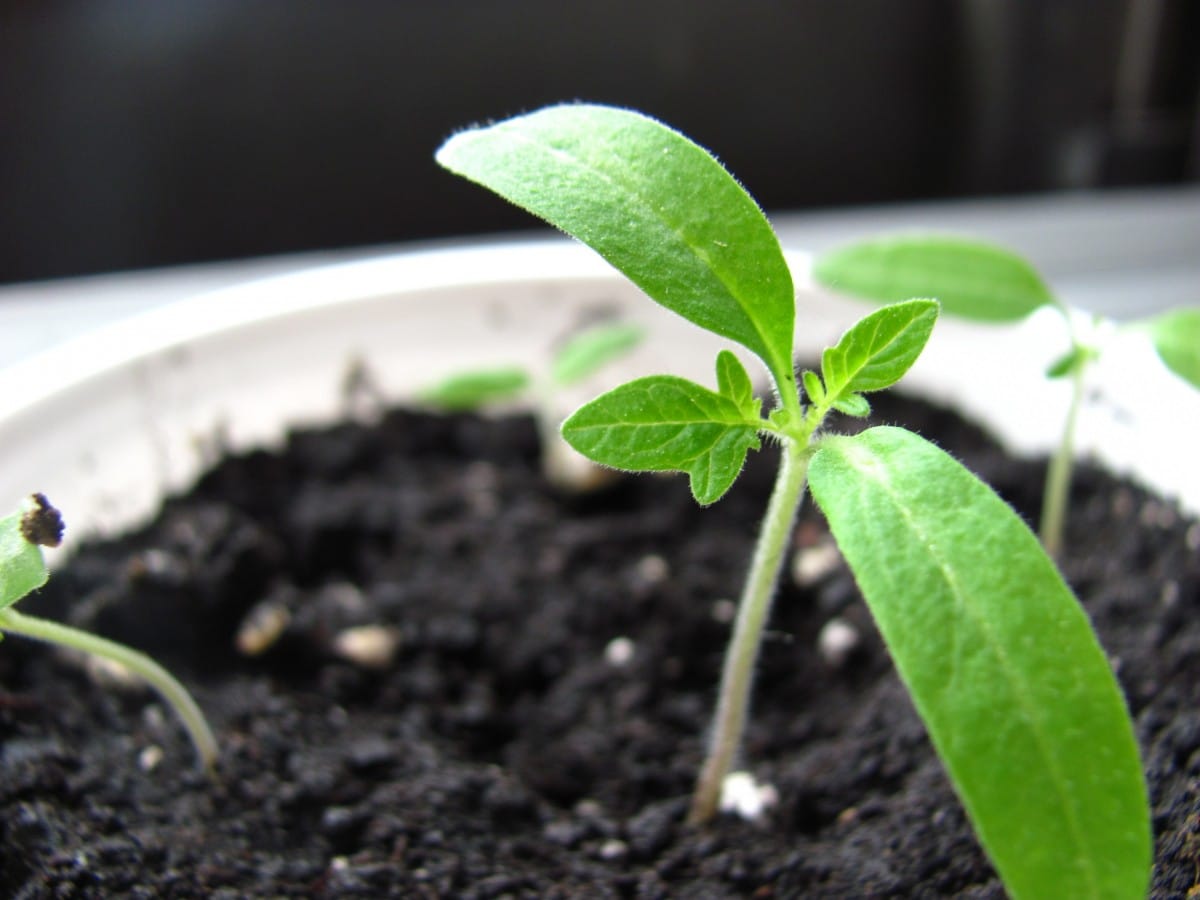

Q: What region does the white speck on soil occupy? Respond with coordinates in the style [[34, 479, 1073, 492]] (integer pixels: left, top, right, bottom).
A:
[[597, 838, 628, 860], [235, 600, 291, 656], [818, 617, 860, 667], [792, 539, 842, 586], [332, 625, 403, 670], [634, 553, 669, 585], [711, 598, 736, 624], [719, 771, 779, 822], [604, 636, 635, 667]]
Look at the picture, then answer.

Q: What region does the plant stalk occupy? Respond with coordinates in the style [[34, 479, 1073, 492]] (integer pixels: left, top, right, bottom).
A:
[[687, 439, 809, 824], [0, 607, 218, 772], [1039, 360, 1085, 557]]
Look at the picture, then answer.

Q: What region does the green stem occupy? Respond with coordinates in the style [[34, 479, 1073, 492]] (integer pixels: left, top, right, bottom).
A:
[[1039, 360, 1085, 558], [687, 438, 810, 824], [0, 607, 218, 772]]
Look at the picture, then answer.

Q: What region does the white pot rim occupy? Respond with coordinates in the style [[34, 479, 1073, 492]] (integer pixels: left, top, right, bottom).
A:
[[1, 240, 1195, 553]]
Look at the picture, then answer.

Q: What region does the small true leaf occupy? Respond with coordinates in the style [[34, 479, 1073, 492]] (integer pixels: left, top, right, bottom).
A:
[[820, 299, 939, 401], [831, 393, 871, 418], [437, 104, 797, 387], [418, 367, 531, 410], [814, 235, 1055, 322], [715, 350, 758, 416], [1044, 345, 1094, 379], [1, 511, 49, 610], [551, 322, 645, 387], [808, 427, 1150, 900], [561, 374, 760, 505], [1143, 307, 1200, 389], [801, 370, 825, 406]]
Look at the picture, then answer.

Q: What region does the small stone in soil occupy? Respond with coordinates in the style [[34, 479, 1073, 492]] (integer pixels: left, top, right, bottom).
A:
[[817, 617, 860, 667], [332, 625, 402, 669], [791, 539, 841, 586], [235, 599, 291, 656], [604, 636, 635, 666], [711, 598, 736, 623], [719, 772, 779, 822]]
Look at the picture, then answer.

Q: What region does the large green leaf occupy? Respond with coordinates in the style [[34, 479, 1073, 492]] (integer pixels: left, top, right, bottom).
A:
[[0, 511, 49, 610], [820, 299, 939, 399], [808, 427, 1149, 900], [1142, 306, 1200, 389], [561, 373, 760, 505], [437, 104, 796, 385], [814, 235, 1055, 322]]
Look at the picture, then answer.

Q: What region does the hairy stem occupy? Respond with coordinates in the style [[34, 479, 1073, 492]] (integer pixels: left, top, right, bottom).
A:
[[1039, 360, 1085, 557], [688, 439, 809, 824], [0, 607, 218, 772]]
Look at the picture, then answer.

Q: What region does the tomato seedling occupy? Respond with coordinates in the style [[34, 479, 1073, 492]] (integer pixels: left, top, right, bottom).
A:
[[419, 321, 643, 491], [813, 234, 1200, 556], [0, 494, 217, 771], [438, 103, 1149, 899]]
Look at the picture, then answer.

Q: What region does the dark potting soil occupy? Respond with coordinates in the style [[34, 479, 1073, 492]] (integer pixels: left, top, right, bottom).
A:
[[1, 391, 1198, 899]]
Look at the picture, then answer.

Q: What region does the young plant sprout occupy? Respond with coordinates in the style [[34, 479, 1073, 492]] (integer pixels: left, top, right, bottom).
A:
[[0, 494, 217, 771], [812, 236, 1200, 556], [419, 321, 643, 490], [438, 104, 1150, 899]]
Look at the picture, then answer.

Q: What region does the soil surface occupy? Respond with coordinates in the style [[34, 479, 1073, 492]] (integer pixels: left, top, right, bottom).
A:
[[1, 392, 1197, 898]]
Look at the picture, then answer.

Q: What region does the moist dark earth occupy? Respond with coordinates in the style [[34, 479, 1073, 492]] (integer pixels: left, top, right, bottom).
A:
[[1, 392, 1197, 898]]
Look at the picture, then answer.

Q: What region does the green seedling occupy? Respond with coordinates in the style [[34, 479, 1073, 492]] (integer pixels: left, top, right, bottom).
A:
[[438, 103, 1149, 899], [813, 235, 1200, 556], [419, 321, 644, 411], [0, 494, 217, 771], [419, 321, 644, 489]]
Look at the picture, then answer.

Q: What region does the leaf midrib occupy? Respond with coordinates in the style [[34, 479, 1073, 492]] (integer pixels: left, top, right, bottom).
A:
[[847, 445, 1096, 896], [507, 128, 788, 378]]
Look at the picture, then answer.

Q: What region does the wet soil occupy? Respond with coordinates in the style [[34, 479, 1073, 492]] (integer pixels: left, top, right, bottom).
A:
[[1, 392, 1197, 898]]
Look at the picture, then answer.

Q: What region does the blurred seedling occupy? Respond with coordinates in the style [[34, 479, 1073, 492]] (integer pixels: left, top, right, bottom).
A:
[[813, 235, 1200, 556], [0, 494, 217, 771], [419, 320, 644, 490]]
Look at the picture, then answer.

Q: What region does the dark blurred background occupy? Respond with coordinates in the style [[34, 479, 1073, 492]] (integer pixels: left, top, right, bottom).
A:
[[2, 1, 1197, 285]]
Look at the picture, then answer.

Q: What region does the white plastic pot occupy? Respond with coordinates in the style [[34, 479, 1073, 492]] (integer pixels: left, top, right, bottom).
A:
[[1, 240, 1196, 558]]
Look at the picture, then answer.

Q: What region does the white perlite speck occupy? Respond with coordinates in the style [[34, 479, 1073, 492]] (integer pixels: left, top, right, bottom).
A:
[[604, 636, 635, 666], [791, 540, 842, 586], [817, 617, 860, 667], [332, 625, 403, 670], [719, 771, 779, 821]]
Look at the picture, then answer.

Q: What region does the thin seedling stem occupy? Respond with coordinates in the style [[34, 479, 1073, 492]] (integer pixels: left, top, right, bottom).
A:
[[688, 440, 809, 824], [1040, 360, 1085, 557], [0, 606, 218, 772]]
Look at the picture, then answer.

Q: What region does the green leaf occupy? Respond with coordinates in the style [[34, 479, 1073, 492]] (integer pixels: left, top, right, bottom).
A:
[[831, 393, 871, 418], [437, 104, 796, 386], [561, 373, 761, 505], [801, 370, 825, 406], [418, 367, 531, 410], [715, 349, 759, 416], [550, 322, 645, 387], [820, 299, 939, 401], [1, 511, 49, 611], [814, 235, 1056, 322], [1044, 345, 1095, 379], [1142, 307, 1200, 389], [808, 427, 1149, 900]]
